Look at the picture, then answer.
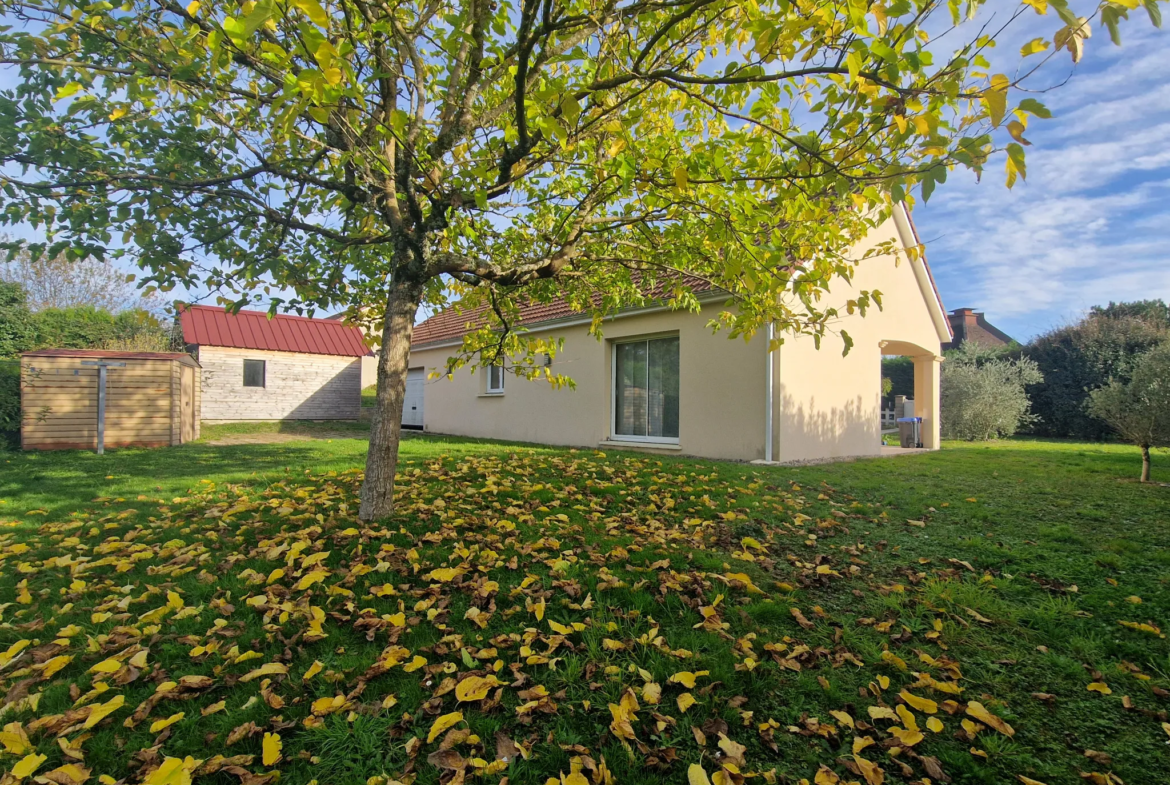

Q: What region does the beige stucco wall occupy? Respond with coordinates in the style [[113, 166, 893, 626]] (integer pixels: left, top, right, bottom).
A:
[[361, 355, 378, 389], [408, 209, 947, 463], [408, 302, 769, 461], [197, 346, 361, 422], [774, 210, 946, 462]]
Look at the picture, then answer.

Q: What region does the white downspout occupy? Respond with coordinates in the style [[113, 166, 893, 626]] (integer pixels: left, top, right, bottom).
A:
[[764, 321, 774, 463]]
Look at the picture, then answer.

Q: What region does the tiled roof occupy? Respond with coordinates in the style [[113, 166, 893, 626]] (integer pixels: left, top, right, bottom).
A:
[[411, 277, 718, 348], [179, 305, 371, 357]]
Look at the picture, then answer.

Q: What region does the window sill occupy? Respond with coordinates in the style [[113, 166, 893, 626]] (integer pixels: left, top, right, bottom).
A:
[[478, 392, 505, 398], [598, 439, 682, 452]]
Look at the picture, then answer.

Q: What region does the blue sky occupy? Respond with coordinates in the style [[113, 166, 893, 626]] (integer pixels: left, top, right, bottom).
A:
[[914, 7, 1170, 343]]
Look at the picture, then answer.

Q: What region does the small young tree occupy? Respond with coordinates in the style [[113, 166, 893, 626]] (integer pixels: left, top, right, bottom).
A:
[[1026, 305, 1169, 439], [941, 345, 1042, 441], [1087, 342, 1170, 482]]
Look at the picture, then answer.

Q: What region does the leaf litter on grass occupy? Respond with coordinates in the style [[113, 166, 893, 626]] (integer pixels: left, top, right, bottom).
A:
[[0, 450, 1166, 785]]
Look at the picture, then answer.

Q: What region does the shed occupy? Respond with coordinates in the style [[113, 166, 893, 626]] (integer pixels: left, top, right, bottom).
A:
[[20, 349, 201, 451], [179, 305, 369, 422]]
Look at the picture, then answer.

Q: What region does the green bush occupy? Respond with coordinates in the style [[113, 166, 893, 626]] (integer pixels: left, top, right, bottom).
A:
[[1025, 309, 1168, 439], [0, 281, 36, 358], [0, 361, 20, 448], [941, 345, 1042, 440], [880, 355, 914, 406]]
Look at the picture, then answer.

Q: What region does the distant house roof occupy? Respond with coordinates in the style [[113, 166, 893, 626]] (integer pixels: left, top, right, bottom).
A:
[[411, 277, 719, 349], [22, 348, 199, 365], [179, 305, 371, 357], [943, 308, 1014, 351]]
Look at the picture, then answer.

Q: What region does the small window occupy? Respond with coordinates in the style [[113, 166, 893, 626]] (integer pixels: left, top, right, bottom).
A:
[[243, 359, 266, 388], [487, 364, 505, 394]]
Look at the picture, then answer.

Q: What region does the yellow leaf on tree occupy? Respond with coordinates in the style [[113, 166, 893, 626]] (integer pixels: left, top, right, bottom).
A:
[[1020, 37, 1050, 58], [262, 732, 282, 767], [291, 0, 329, 26], [428, 711, 464, 743]]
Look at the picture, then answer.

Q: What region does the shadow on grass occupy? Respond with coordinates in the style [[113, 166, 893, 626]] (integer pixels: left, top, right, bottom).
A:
[[0, 429, 573, 521]]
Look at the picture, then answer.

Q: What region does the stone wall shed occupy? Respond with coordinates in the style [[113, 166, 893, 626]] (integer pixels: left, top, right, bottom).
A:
[[179, 305, 370, 423]]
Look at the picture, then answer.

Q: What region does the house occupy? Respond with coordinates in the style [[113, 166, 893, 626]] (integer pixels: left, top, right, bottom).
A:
[[179, 305, 370, 423], [942, 308, 1014, 351], [403, 205, 952, 464], [325, 311, 381, 389]]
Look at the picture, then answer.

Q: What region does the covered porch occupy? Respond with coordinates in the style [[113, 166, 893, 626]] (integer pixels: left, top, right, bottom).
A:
[[879, 339, 943, 452]]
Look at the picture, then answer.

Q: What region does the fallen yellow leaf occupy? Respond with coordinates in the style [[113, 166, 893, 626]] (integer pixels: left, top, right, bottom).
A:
[[262, 732, 282, 767], [427, 711, 464, 743]]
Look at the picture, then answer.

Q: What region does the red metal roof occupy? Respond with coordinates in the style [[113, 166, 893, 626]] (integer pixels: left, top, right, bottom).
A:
[[22, 349, 198, 363], [179, 305, 371, 357]]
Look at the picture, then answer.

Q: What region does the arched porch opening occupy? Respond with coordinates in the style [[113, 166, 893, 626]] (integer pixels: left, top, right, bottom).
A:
[[879, 340, 942, 451]]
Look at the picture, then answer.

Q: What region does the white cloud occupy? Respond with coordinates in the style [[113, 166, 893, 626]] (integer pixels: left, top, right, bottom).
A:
[[917, 4, 1170, 342]]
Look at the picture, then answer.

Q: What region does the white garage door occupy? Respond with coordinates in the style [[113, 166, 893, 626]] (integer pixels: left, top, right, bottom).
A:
[[402, 368, 424, 428]]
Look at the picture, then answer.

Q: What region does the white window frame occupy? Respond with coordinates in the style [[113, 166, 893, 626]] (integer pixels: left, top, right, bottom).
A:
[[486, 363, 505, 395], [610, 333, 680, 444]]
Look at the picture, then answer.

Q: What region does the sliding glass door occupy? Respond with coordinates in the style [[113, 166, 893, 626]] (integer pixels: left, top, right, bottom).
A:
[[614, 336, 679, 441]]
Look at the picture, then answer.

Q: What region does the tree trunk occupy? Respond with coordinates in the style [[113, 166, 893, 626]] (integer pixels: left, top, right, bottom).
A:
[[1140, 444, 1151, 483], [359, 279, 423, 521]]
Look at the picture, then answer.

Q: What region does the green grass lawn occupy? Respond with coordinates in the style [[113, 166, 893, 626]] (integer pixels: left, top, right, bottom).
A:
[[0, 434, 1167, 785], [362, 384, 378, 407]]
